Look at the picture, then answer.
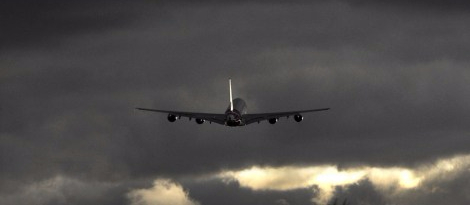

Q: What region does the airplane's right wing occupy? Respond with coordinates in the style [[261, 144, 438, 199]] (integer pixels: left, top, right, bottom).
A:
[[243, 108, 330, 125], [136, 107, 226, 125]]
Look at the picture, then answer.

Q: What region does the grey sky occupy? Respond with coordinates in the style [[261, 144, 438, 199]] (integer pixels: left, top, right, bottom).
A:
[[1, 1, 470, 204]]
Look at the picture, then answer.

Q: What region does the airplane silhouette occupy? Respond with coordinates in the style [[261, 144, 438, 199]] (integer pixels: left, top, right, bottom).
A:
[[136, 79, 329, 126]]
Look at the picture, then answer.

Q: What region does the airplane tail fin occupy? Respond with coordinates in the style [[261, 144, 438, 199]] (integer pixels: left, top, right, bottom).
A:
[[229, 79, 233, 111]]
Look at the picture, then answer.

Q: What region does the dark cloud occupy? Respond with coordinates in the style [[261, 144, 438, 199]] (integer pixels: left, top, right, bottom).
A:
[[0, 1, 140, 51], [1, 1, 470, 204], [327, 167, 470, 205], [330, 180, 388, 205], [0, 176, 150, 205], [182, 179, 316, 205], [393, 163, 470, 205], [347, 0, 470, 10]]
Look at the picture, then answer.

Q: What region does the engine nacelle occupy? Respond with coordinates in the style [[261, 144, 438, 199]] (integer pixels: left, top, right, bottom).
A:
[[268, 118, 278, 124], [294, 114, 303, 122], [196, 118, 205, 124], [167, 114, 177, 122]]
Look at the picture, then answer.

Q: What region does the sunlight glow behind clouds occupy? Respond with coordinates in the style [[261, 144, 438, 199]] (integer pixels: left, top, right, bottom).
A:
[[127, 179, 199, 205], [4, 155, 469, 205], [218, 154, 470, 204]]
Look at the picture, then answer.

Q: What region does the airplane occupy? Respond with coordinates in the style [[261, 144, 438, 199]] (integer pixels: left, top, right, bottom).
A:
[[136, 79, 330, 127]]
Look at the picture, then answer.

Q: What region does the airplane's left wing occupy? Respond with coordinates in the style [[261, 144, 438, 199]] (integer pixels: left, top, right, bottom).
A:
[[136, 107, 226, 125], [243, 108, 330, 125]]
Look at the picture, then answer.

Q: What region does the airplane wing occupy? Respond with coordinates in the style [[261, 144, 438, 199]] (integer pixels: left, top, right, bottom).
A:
[[243, 108, 330, 125], [135, 107, 226, 125]]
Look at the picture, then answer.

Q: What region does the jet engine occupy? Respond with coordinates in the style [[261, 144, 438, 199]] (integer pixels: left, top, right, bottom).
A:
[[294, 114, 303, 122], [167, 114, 177, 122], [268, 118, 278, 124], [196, 118, 205, 124]]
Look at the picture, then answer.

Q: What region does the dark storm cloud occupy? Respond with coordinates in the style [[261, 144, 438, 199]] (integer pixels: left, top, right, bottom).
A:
[[399, 170, 470, 205], [330, 180, 388, 205], [181, 178, 316, 205], [0, 176, 150, 205], [0, 1, 139, 51], [2, 0, 469, 178], [1, 1, 470, 204], [2, 0, 470, 179], [326, 167, 470, 205], [347, 0, 470, 10]]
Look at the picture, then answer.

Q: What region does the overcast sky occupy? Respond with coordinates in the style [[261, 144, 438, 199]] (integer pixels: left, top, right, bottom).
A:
[[1, 1, 470, 205]]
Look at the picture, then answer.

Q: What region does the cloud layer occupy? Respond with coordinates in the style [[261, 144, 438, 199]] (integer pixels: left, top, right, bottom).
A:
[[1, 1, 470, 204], [218, 154, 470, 204], [128, 179, 199, 205]]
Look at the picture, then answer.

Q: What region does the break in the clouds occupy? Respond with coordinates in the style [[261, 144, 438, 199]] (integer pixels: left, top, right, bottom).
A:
[[1, 1, 470, 205], [4, 153, 470, 205], [127, 154, 470, 205], [127, 179, 199, 205], [217, 154, 470, 204]]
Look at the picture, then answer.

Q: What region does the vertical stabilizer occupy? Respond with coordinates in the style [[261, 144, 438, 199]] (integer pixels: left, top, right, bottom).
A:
[[229, 79, 233, 111]]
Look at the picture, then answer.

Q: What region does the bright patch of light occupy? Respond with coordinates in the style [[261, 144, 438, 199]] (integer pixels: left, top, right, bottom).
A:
[[220, 166, 367, 192], [399, 170, 420, 188], [220, 165, 422, 191], [367, 167, 423, 190], [127, 179, 199, 205], [218, 154, 470, 204], [312, 167, 366, 186], [221, 166, 371, 203]]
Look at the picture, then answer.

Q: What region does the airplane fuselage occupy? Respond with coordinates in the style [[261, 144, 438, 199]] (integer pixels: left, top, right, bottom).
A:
[[225, 98, 247, 126]]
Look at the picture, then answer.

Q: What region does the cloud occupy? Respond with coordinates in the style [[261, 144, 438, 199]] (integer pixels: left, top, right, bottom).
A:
[[127, 179, 200, 205], [346, 0, 470, 10], [0, 175, 135, 205], [3, 2, 470, 185], [4, 153, 470, 205], [180, 178, 315, 205], [1, 1, 470, 204], [0, 1, 141, 51], [217, 154, 470, 204]]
